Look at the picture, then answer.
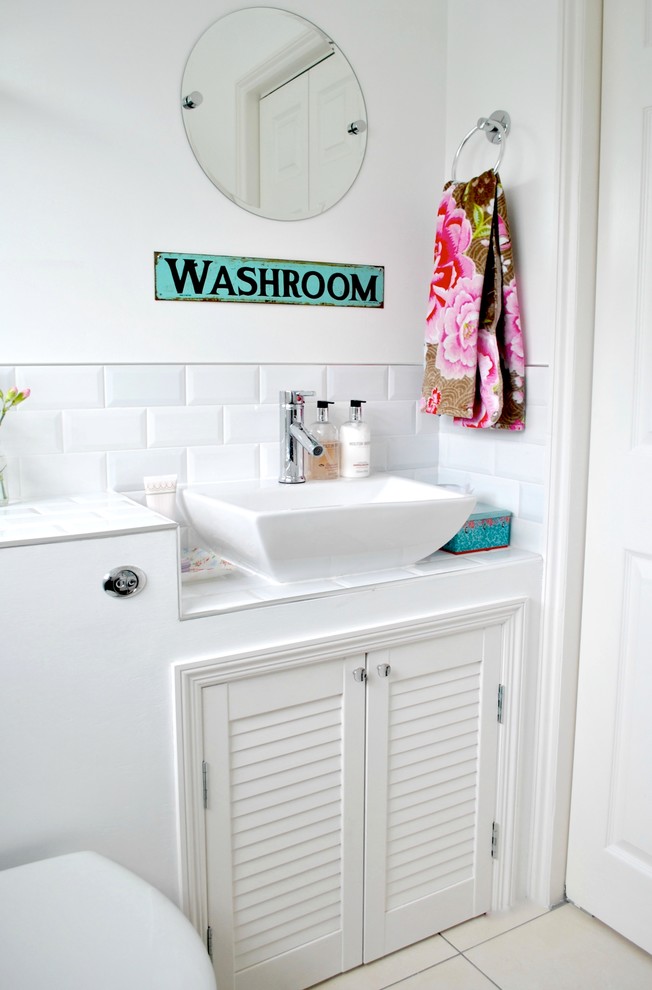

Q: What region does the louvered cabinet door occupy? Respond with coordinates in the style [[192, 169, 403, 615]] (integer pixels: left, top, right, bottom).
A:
[[364, 627, 501, 961], [202, 655, 366, 990]]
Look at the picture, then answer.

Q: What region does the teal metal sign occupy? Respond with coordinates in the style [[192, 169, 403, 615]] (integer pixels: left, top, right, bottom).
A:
[[154, 252, 384, 308]]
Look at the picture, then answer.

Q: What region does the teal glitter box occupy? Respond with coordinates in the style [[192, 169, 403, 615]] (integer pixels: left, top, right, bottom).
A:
[[442, 503, 512, 554]]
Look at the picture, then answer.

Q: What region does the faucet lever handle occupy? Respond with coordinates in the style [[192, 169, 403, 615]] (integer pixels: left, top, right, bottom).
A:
[[280, 389, 315, 405]]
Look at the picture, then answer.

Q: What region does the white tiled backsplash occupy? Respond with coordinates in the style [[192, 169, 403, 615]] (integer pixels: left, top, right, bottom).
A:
[[1, 363, 549, 553]]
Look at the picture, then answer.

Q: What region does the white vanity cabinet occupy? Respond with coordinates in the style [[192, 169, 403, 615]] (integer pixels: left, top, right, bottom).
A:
[[185, 614, 507, 990]]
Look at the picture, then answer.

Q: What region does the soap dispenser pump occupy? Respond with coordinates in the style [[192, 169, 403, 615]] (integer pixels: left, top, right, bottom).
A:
[[340, 399, 371, 478], [306, 401, 339, 480]]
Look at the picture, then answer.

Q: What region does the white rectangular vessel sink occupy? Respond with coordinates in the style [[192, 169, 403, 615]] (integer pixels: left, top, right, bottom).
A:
[[180, 474, 476, 584]]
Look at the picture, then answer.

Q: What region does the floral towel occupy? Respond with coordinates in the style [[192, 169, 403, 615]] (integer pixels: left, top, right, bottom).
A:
[[421, 170, 525, 430]]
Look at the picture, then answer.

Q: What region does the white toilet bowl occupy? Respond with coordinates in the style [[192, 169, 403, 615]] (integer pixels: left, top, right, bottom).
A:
[[0, 851, 216, 989]]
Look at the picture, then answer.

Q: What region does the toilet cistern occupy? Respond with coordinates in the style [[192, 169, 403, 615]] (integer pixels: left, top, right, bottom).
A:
[[279, 390, 324, 484]]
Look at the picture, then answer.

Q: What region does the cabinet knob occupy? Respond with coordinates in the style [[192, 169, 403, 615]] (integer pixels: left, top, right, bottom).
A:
[[103, 566, 146, 598], [352, 667, 367, 682], [377, 663, 391, 678]]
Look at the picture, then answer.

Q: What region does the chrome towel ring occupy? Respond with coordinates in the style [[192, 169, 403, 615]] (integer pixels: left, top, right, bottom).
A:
[[451, 110, 511, 182]]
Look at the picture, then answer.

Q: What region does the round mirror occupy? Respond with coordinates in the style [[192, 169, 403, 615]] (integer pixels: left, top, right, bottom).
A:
[[181, 7, 368, 221]]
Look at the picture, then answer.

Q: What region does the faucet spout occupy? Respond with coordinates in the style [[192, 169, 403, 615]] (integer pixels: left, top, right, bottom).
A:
[[290, 422, 324, 457], [279, 389, 324, 484]]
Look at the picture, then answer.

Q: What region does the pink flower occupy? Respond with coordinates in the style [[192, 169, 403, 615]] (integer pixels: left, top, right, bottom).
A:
[[426, 190, 475, 340], [424, 387, 441, 414], [0, 385, 31, 427], [502, 281, 525, 375], [434, 275, 483, 379]]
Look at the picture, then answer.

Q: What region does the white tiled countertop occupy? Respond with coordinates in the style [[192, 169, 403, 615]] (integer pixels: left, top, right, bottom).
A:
[[180, 544, 539, 618], [0, 493, 176, 548]]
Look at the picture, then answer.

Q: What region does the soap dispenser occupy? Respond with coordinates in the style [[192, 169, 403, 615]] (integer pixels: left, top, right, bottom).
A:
[[340, 399, 371, 478], [306, 401, 339, 480]]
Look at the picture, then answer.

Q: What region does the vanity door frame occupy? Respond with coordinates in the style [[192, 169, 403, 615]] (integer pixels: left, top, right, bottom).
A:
[[175, 598, 528, 972]]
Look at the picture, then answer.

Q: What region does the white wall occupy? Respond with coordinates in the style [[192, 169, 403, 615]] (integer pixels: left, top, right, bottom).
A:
[[1, 0, 446, 365], [0, 0, 576, 916], [1, 0, 563, 556]]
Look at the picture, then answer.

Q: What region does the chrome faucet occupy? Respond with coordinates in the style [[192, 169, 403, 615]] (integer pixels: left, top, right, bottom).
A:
[[279, 390, 324, 484]]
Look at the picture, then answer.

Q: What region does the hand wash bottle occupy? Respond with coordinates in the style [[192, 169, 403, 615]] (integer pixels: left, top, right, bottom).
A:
[[306, 400, 340, 480], [340, 399, 371, 478]]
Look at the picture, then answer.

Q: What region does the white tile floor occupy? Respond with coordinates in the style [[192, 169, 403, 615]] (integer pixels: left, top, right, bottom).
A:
[[314, 902, 652, 989]]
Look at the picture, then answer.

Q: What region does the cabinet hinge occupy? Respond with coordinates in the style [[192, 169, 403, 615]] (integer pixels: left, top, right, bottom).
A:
[[206, 924, 213, 959], [491, 821, 500, 859], [202, 760, 208, 809], [497, 683, 505, 724]]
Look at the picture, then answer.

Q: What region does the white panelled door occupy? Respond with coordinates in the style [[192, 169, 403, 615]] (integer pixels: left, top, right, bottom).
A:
[[567, 0, 652, 953]]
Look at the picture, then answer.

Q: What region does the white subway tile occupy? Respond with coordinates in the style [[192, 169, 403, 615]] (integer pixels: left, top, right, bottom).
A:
[[0, 368, 16, 393], [439, 433, 496, 474], [260, 366, 327, 403], [436, 467, 521, 513], [63, 409, 146, 452], [1, 411, 63, 454], [326, 365, 389, 401], [510, 517, 544, 553], [20, 453, 107, 498], [437, 416, 461, 435], [370, 439, 388, 472], [224, 404, 278, 444], [492, 404, 549, 444], [469, 475, 520, 511], [495, 439, 547, 483], [148, 406, 222, 447], [388, 365, 423, 400], [107, 448, 186, 491], [414, 466, 438, 485], [0, 454, 21, 501], [365, 401, 416, 437], [105, 366, 185, 407], [187, 444, 259, 483], [15, 366, 104, 409], [523, 402, 551, 441], [416, 404, 440, 434], [525, 365, 551, 406], [259, 442, 281, 479], [436, 466, 477, 491], [519, 481, 546, 522], [387, 435, 438, 471], [187, 365, 259, 405]]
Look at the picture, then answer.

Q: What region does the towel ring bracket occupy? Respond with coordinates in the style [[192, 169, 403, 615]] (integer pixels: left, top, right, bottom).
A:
[[451, 110, 511, 182]]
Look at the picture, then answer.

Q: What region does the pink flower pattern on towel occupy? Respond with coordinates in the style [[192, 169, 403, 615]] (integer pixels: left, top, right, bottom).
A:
[[434, 274, 483, 381], [421, 170, 526, 431], [426, 191, 475, 342]]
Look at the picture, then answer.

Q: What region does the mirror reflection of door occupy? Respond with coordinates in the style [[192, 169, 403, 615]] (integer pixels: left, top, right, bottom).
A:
[[259, 52, 367, 218], [182, 9, 368, 221]]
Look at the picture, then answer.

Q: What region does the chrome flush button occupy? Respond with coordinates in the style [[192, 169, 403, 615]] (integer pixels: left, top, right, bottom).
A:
[[103, 566, 147, 598]]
